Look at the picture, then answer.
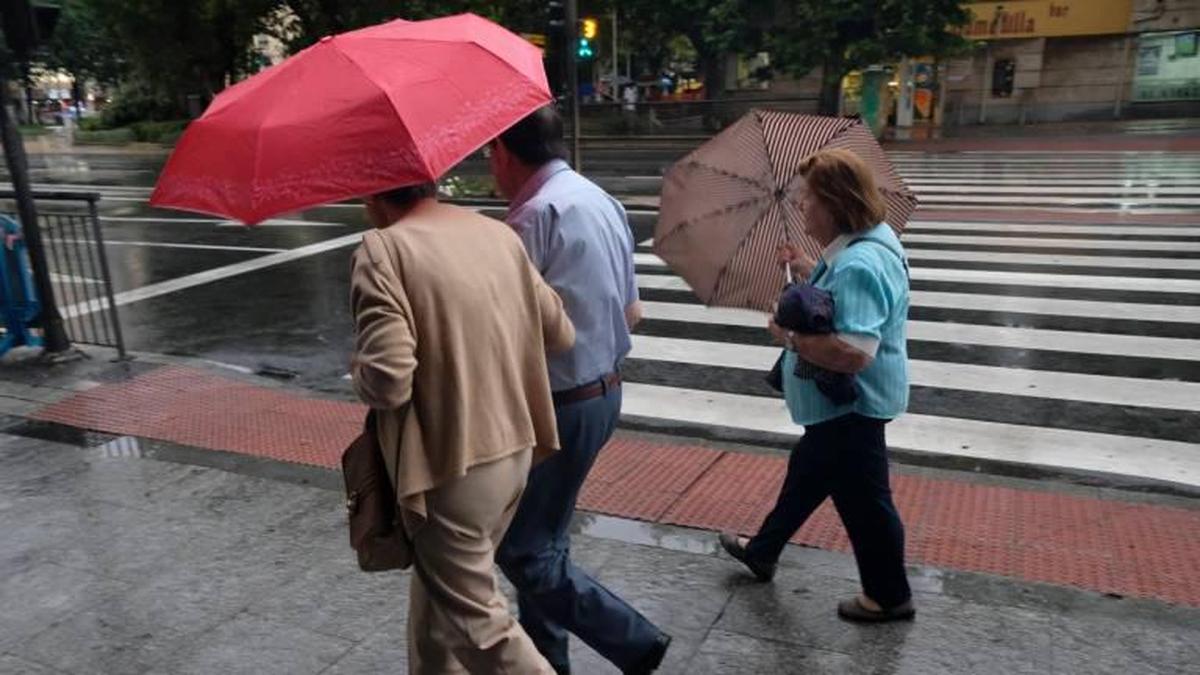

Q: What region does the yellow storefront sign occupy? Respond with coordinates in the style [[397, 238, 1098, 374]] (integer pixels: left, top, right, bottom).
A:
[[959, 1, 1132, 39]]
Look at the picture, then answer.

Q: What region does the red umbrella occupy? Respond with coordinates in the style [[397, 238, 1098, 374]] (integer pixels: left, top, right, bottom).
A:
[[150, 14, 550, 224]]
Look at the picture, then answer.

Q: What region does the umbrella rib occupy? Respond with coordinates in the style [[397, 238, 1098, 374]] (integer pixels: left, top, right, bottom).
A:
[[656, 196, 769, 247], [707, 199, 780, 306], [677, 160, 772, 191], [327, 38, 437, 179], [754, 110, 782, 189]]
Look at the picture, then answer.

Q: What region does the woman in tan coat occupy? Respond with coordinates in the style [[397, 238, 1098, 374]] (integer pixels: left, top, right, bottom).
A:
[[350, 181, 575, 674]]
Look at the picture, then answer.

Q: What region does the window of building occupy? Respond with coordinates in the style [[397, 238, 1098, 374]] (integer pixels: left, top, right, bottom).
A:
[[1134, 31, 1200, 102], [992, 59, 1015, 98]]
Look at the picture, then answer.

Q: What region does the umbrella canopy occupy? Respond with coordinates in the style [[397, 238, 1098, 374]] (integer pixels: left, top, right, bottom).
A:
[[150, 13, 551, 224], [653, 111, 917, 312]]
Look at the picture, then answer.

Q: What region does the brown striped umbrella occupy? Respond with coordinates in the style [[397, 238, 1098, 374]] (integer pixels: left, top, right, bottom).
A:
[[653, 111, 917, 312]]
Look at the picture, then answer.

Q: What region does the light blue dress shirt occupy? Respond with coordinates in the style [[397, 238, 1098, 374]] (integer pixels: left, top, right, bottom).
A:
[[783, 223, 911, 426], [506, 160, 639, 392]]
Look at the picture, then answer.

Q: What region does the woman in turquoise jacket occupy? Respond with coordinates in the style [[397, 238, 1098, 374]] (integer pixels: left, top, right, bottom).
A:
[[720, 148, 915, 623]]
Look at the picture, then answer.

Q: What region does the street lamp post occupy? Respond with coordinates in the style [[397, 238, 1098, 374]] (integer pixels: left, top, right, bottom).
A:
[[566, 0, 581, 170]]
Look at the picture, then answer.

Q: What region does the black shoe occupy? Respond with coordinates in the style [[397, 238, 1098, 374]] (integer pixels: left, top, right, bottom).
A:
[[837, 597, 916, 623], [624, 633, 672, 674], [718, 533, 776, 582]]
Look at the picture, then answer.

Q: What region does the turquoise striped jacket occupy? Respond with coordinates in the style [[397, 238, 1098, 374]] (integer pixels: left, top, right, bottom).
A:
[[782, 223, 910, 426]]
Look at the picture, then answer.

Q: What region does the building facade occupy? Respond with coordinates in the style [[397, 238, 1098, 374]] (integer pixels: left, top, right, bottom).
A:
[[943, 0, 1200, 124]]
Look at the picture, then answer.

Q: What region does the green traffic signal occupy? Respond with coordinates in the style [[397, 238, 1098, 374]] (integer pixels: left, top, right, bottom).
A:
[[577, 37, 594, 59]]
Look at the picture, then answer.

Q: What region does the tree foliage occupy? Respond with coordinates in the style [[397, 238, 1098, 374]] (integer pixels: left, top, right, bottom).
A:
[[86, 0, 277, 115], [274, 0, 550, 52], [769, 0, 971, 113], [41, 0, 124, 88], [29, 0, 971, 123]]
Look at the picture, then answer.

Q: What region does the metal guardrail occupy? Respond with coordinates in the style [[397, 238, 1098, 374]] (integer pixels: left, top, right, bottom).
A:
[[0, 191, 126, 358]]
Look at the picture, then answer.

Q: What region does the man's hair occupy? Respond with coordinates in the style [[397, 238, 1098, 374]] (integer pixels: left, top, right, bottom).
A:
[[799, 149, 887, 234], [375, 181, 437, 208], [498, 105, 569, 167]]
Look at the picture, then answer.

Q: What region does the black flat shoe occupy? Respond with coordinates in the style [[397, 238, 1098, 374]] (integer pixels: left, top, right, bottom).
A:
[[837, 597, 916, 623], [624, 632, 672, 674], [718, 533, 776, 582]]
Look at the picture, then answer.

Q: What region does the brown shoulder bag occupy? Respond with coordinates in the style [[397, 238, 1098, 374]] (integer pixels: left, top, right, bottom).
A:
[[342, 407, 412, 572]]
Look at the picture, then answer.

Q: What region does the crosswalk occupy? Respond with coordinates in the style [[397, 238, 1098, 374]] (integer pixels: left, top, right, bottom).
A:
[[10, 147, 1200, 490], [884, 151, 1200, 211], [619, 151, 1200, 490]]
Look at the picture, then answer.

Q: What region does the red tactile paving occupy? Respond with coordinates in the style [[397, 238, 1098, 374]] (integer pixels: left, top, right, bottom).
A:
[[33, 366, 362, 468], [31, 365, 1200, 607], [580, 437, 722, 522]]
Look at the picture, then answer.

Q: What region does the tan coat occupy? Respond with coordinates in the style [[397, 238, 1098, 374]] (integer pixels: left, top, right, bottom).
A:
[[350, 200, 575, 517]]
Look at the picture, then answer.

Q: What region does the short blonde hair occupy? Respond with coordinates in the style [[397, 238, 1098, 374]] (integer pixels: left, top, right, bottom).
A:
[[799, 148, 887, 234]]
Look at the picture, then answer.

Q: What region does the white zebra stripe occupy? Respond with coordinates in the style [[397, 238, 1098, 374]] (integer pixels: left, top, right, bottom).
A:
[[642, 293, 1200, 325], [637, 250, 1200, 272], [621, 383, 1200, 488], [628, 334, 1200, 412], [637, 267, 1200, 294]]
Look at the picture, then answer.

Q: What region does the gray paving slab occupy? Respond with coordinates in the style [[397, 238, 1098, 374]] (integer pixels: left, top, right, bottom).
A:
[[1, 431, 1198, 675], [144, 611, 353, 675], [0, 653, 66, 674]]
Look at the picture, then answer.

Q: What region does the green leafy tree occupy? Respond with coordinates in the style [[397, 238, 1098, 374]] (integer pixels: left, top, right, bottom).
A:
[[89, 0, 278, 117], [274, 0, 551, 53], [770, 0, 970, 114], [40, 0, 124, 115], [619, 0, 763, 97]]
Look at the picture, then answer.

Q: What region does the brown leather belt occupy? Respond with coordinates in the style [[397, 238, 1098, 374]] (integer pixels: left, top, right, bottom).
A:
[[553, 372, 622, 407]]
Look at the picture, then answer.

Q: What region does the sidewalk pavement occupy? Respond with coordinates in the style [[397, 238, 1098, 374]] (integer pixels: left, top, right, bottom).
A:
[[2, 347, 1198, 674]]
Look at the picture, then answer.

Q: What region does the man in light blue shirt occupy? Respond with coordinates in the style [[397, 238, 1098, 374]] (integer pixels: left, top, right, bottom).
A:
[[489, 107, 669, 675]]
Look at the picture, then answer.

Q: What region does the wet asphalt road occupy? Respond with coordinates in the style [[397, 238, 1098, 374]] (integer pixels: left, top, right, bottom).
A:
[[3, 146, 668, 393]]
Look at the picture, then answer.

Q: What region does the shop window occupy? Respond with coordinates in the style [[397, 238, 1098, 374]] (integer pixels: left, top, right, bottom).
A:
[[992, 59, 1015, 98], [1134, 31, 1200, 102]]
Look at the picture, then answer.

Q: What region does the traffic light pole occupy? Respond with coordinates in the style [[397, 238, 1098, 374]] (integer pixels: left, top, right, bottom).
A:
[[566, 0, 581, 170], [0, 70, 72, 354]]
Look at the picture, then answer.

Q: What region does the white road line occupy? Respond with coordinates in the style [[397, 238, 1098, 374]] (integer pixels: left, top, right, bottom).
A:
[[50, 238, 286, 254], [642, 293, 1200, 327], [905, 179, 1200, 187], [636, 250, 1200, 272], [904, 249, 1200, 271], [634, 300, 1200, 360], [50, 272, 102, 286], [60, 231, 365, 318], [621, 383, 1200, 488], [905, 222, 1200, 236], [28, 183, 152, 192], [911, 266, 1200, 293], [908, 291, 1200, 324], [628, 334, 1200, 412], [897, 170, 1200, 178], [906, 321, 1200, 360], [636, 261, 1200, 293], [912, 186, 1200, 195], [903, 234, 1200, 251], [910, 195, 1200, 206]]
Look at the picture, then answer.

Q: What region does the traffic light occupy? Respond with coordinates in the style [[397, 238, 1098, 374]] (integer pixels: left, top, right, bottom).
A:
[[577, 38, 594, 60], [581, 17, 598, 40]]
